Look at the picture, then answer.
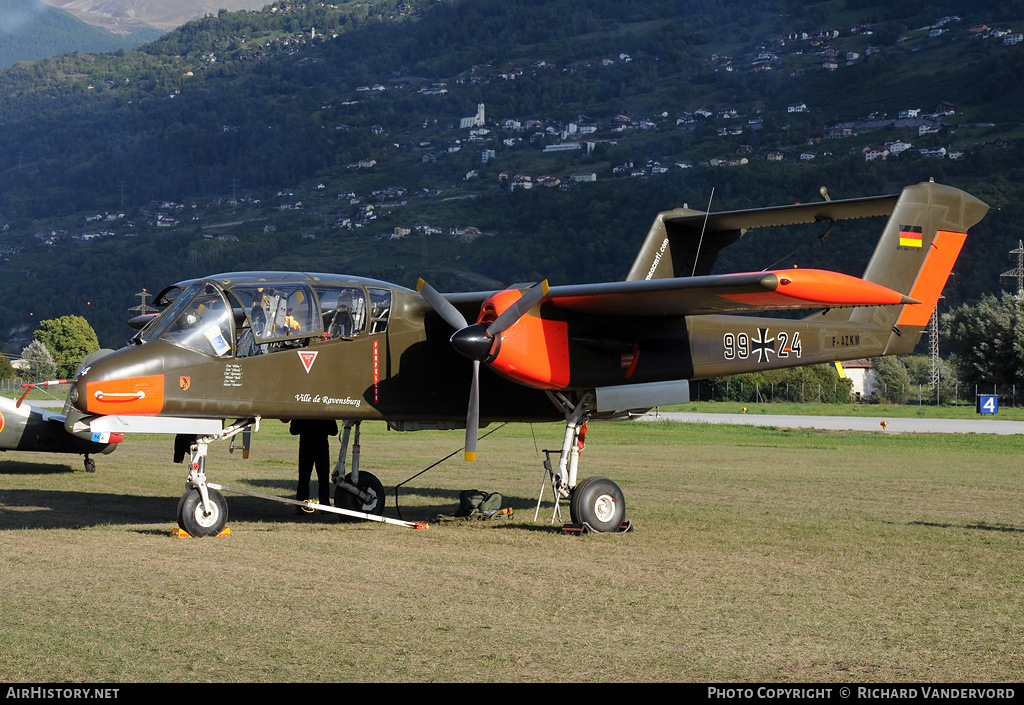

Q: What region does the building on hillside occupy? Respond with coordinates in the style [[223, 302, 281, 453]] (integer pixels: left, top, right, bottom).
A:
[[460, 103, 485, 129]]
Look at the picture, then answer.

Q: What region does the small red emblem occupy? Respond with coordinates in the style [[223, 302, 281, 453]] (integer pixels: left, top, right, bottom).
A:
[[298, 350, 318, 373], [179, 376, 191, 391]]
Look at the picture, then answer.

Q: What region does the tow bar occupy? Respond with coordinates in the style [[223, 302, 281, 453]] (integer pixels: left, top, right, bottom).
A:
[[206, 482, 428, 529]]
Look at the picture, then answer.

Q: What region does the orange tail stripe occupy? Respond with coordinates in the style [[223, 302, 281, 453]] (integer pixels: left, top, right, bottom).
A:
[[896, 230, 967, 327]]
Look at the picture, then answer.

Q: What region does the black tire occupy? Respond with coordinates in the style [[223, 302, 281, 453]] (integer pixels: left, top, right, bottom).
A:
[[569, 476, 625, 532], [178, 488, 229, 537], [568, 476, 596, 525], [334, 472, 385, 517]]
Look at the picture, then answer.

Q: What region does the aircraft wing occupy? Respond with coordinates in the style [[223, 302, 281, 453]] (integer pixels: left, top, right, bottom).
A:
[[543, 269, 915, 317], [442, 269, 914, 319]]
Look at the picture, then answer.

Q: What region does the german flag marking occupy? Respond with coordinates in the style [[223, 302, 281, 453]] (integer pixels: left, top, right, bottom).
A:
[[899, 224, 923, 248]]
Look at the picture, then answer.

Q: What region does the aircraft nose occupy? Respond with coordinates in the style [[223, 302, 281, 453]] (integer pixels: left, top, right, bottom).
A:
[[70, 347, 167, 416]]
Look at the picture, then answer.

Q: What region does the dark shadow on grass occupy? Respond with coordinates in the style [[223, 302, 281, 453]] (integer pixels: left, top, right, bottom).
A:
[[908, 520, 1024, 534], [0, 488, 391, 530], [0, 459, 79, 475], [0, 489, 182, 530]]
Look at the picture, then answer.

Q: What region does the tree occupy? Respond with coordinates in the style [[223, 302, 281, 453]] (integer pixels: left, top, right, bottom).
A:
[[0, 356, 15, 382], [870, 355, 912, 403], [942, 292, 1024, 390], [32, 315, 101, 378], [706, 363, 853, 403], [21, 340, 57, 382]]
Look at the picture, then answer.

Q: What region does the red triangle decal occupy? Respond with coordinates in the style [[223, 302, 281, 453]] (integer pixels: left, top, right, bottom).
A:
[[298, 350, 318, 373]]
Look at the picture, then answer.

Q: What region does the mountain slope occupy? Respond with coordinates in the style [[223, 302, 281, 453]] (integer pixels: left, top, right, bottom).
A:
[[1, 0, 1024, 349], [0, 0, 160, 67], [40, 0, 271, 32]]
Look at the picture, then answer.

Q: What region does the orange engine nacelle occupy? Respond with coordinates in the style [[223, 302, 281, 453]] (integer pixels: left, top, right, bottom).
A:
[[478, 289, 570, 390]]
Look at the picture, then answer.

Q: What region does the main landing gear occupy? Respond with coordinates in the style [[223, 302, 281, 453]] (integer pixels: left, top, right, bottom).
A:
[[174, 418, 413, 537], [546, 392, 629, 533], [332, 420, 386, 517]]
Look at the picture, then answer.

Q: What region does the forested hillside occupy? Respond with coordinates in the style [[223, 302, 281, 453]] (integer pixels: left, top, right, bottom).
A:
[[1, 0, 1024, 349]]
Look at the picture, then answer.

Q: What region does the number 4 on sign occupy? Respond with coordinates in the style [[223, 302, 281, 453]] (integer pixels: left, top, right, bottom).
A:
[[977, 395, 999, 415]]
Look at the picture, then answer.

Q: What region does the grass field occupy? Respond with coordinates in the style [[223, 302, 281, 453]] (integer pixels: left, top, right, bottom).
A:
[[0, 419, 1021, 682]]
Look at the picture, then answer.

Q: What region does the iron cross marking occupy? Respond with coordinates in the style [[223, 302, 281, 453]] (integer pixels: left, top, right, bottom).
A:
[[752, 328, 776, 363]]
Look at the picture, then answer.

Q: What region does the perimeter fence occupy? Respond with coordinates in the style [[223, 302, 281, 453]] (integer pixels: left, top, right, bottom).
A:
[[688, 379, 1022, 408]]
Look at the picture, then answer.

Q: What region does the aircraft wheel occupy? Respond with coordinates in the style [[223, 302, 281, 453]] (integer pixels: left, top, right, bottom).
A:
[[569, 477, 625, 532], [334, 472, 385, 517], [568, 476, 595, 525], [84, 456, 96, 473], [177, 488, 229, 537]]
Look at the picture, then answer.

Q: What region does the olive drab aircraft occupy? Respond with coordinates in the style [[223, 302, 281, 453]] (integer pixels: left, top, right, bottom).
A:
[[0, 395, 121, 472], [63, 180, 988, 536], [0, 350, 123, 472]]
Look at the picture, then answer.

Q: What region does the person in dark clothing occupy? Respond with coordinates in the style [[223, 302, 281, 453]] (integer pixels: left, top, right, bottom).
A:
[[290, 419, 339, 511]]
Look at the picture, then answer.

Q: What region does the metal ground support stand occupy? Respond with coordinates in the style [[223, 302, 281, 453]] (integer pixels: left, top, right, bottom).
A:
[[534, 449, 564, 524]]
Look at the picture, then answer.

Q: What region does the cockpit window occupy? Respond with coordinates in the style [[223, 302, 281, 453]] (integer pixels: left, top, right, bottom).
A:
[[140, 281, 203, 344], [368, 288, 392, 334], [314, 286, 367, 339], [157, 283, 233, 357], [230, 283, 320, 343]]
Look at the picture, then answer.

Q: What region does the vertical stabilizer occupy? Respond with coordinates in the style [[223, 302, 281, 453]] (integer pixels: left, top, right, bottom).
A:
[[820, 180, 988, 355]]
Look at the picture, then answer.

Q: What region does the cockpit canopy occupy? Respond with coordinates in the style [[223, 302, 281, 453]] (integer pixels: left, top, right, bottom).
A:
[[139, 278, 392, 358]]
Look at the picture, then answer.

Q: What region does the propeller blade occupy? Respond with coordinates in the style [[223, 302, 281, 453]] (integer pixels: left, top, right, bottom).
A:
[[465, 360, 479, 461], [416, 278, 468, 330], [485, 280, 549, 337]]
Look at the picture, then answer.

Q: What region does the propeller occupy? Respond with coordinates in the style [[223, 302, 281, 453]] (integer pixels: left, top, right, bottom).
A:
[[417, 278, 549, 460]]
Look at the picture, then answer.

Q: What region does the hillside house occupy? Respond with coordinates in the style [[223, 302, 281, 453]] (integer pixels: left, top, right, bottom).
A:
[[885, 140, 912, 154]]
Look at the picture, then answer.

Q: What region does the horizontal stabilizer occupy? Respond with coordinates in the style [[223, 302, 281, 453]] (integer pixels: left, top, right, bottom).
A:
[[627, 193, 900, 281]]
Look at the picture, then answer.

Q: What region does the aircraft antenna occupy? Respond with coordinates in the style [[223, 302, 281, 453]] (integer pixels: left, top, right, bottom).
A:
[[128, 289, 158, 316], [760, 187, 837, 271], [691, 187, 714, 277], [1000, 239, 1024, 296]]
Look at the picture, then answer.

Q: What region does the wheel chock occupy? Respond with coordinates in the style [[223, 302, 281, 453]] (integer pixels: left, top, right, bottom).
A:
[[560, 520, 633, 535], [171, 527, 232, 538]]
